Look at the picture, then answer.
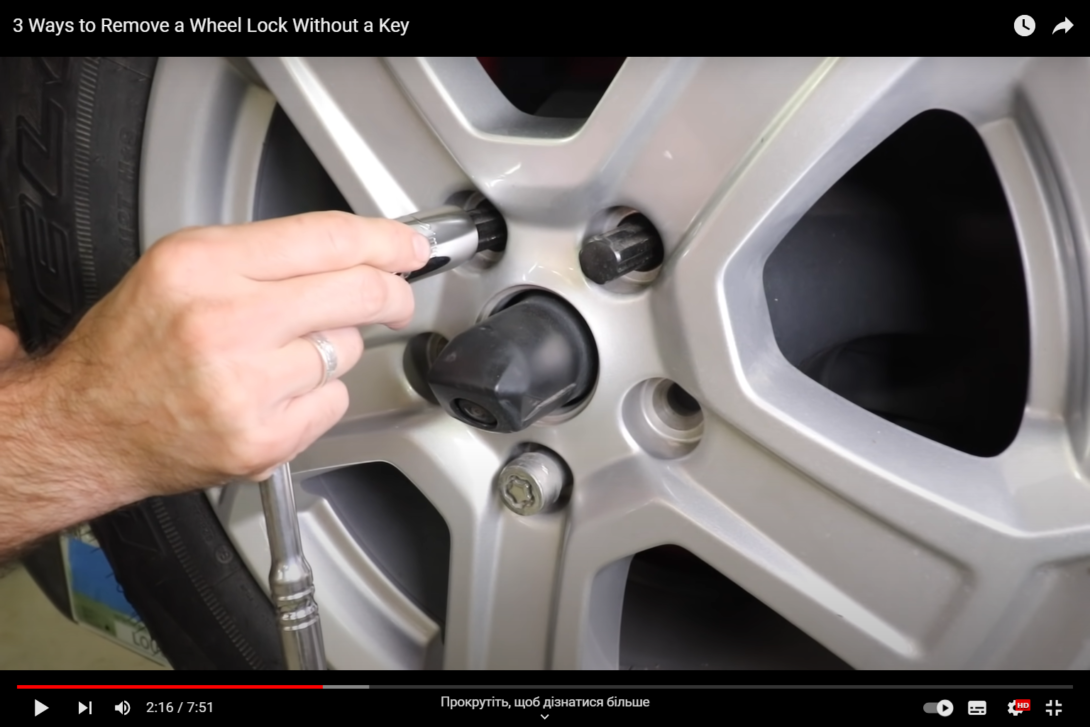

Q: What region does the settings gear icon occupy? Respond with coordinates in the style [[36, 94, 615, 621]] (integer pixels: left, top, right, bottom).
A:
[[1008, 701, 1022, 716]]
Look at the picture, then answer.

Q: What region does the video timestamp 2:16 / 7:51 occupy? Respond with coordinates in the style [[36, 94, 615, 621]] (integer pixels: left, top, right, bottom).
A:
[[147, 702, 213, 714]]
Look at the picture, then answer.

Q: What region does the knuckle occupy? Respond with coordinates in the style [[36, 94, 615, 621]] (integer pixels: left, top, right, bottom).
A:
[[385, 278, 414, 328], [329, 209, 357, 228], [320, 211, 356, 249], [144, 236, 201, 289], [355, 267, 390, 316], [338, 329, 365, 365], [300, 383, 350, 451], [329, 380, 350, 417], [315, 387, 350, 443], [349, 328, 366, 358], [344, 325, 365, 347]]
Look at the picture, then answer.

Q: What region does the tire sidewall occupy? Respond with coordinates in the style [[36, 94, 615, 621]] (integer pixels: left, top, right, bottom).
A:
[[0, 56, 282, 669]]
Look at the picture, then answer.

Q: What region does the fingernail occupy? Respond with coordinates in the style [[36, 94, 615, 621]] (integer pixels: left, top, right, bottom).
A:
[[412, 233, 431, 263]]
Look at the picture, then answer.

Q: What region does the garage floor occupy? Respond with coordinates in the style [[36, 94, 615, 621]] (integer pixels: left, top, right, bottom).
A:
[[0, 562, 167, 670]]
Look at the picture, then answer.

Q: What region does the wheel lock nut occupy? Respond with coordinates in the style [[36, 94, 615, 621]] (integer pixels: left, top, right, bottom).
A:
[[498, 450, 568, 516]]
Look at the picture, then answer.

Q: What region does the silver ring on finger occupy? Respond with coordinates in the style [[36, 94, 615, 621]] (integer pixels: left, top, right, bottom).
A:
[[304, 332, 338, 392]]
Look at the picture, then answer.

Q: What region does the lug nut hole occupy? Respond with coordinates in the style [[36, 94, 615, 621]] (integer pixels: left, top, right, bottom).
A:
[[623, 378, 704, 459], [665, 382, 702, 419], [403, 332, 449, 405]]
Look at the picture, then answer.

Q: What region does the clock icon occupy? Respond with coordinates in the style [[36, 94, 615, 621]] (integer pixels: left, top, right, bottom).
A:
[[1015, 15, 1035, 36]]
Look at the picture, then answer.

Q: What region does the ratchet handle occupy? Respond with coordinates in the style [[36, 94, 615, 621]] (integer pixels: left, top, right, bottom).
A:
[[259, 463, 327, 670]]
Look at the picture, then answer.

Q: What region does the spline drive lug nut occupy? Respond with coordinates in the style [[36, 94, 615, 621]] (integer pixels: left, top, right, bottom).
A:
[[579, 213, 664, 285], [498, 451, 566, 516]]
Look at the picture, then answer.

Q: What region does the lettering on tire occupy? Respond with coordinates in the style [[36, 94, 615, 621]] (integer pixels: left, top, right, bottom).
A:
[[18, 194, 77, 316], [17, 98, 65, 198]]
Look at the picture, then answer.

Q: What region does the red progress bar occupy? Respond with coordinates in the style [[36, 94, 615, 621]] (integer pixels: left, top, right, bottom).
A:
[[18, 685, 324, 689]]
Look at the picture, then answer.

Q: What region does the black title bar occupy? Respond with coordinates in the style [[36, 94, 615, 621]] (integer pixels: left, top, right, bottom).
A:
[[2, 7, 1083, 55]]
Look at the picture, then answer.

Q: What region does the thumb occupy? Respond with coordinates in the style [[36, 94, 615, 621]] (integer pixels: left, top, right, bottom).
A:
[[0, 325, 22, 361]]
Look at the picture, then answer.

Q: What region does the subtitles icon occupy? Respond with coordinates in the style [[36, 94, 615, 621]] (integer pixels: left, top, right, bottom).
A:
[[969, 701, 987, 716], [1008, 700, 1030, 715]]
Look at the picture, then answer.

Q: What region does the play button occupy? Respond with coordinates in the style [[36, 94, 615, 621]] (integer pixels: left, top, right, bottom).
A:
[[35, 700, 48, 716]]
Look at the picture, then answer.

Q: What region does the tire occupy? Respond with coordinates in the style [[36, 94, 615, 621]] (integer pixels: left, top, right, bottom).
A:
[[0, 57, 283, 669]]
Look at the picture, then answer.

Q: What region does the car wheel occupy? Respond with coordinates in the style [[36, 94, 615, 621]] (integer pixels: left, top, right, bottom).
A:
[[3, 57, 1090, 670]]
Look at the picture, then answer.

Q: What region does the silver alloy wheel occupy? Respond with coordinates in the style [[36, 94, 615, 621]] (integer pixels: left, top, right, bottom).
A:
[[138, 57, 1090, 669]]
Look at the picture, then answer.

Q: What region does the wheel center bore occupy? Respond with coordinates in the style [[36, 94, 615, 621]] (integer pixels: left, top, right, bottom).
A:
[[426, 291, 599, 432]]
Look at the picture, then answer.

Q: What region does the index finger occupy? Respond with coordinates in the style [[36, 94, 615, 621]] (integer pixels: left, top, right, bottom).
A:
[[206, 211, 430, 281]]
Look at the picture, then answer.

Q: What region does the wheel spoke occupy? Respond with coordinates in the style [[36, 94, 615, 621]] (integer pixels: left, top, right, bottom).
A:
[[219, 409, 506, 667], [625, 56, 1090, 667], [672, 418, 1065, 667], [555, 414, 1090, 668], [440, 498, 569, 669], [653, 58, 1033, 518], [248, 57, 470, 217], [385, 57, 705, 221], [291, 412, 563, 669], [221, 476, 442, 668], [613, 57, 840, 248]]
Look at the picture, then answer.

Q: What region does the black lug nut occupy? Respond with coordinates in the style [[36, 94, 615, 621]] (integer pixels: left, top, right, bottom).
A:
[[467, 200, 507, 253], [579, 213, 664, 285], [426, 292, 598, 433]]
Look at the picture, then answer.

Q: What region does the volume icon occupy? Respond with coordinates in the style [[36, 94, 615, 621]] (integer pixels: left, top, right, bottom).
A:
[[116, 701, 131, 715]]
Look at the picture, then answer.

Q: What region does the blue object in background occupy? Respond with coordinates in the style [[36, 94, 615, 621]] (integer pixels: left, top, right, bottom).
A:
[[67, 537, 139, 619]]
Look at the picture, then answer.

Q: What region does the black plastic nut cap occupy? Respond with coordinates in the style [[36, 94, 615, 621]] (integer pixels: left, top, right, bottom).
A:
[[426, 293, 598, 433]]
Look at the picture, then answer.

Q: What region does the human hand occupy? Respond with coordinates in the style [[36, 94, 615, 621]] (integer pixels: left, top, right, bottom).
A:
[[33, 211, 430, 502], [0, 325, 19, 360]]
